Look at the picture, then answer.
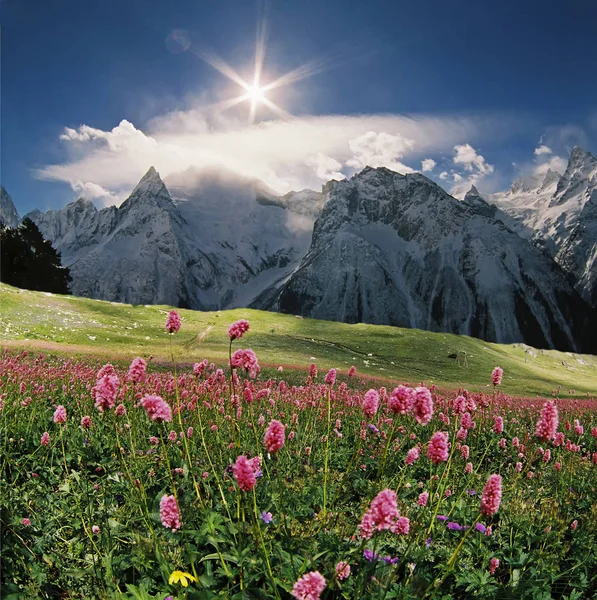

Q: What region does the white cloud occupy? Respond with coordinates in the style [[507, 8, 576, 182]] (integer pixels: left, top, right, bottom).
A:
[[534, 144, 552, 156], [71, 181, 123, 206], [439, 171, 449, 180], [37, 108, 501, 202], [533, 155, 567, 176], [306, 153, 345, 182], [346, 131, 415, 173], [421, 158, 436, 172], [452, 173, 463, 182], [453, 143, 494, 175]]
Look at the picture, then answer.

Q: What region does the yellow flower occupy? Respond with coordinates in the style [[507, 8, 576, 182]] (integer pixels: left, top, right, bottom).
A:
[[168, 570, 197, 587]]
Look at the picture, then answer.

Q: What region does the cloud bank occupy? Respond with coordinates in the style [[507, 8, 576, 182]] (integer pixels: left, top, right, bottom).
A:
[[37, 107, 510, 205]]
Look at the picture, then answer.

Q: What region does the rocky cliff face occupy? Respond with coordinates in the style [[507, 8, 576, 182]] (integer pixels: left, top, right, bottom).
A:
[[0, 187, 20, 229]]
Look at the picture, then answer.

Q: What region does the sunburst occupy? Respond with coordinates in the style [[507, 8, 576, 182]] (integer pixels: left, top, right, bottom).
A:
[[186, 6, 337, 123]]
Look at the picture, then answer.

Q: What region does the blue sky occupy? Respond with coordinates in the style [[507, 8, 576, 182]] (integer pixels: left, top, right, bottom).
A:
[[2, 0, 597, 214]]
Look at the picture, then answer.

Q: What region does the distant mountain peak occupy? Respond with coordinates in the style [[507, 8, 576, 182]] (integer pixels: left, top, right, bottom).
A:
[[465, 185, 482, 199]]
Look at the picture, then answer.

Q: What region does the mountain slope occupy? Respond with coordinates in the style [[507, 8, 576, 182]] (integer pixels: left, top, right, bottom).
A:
[[491, 147, 597, 305], [259, 167, 596, 353], [27, 167, 322, 310]]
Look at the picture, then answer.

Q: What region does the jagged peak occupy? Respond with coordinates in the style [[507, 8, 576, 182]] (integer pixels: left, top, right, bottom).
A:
[[465, 185, 482, 199], [129, 166, 170, 198], [569, 145, 594, 161]]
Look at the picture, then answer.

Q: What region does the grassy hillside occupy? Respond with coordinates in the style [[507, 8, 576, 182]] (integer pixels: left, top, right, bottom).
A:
[[1, 282, 596, 397]]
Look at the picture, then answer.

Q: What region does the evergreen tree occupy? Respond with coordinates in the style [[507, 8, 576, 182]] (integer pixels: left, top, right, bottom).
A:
[[0, 218, 71, 293]]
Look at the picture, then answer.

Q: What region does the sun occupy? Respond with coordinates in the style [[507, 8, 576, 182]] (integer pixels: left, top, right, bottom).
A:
[[248, 85, 266, 103]]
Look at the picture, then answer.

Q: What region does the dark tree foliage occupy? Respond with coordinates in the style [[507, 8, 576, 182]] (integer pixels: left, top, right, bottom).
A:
[[0, 218, 71, 294]]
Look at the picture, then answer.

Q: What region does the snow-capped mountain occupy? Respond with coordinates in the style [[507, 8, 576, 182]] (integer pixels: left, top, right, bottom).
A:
[[257, 166, 596, 353], [0, 186, 20, 229], [491, 146, 597, 306], [26, 167, 321, 309], [14, 152, 597, 352]]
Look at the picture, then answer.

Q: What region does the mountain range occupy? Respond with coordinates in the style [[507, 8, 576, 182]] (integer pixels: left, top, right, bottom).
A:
[[2, 147, 596, 353]]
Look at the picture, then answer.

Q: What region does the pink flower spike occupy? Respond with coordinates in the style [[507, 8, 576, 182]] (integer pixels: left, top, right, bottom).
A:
[[480, 474, 502, 516], [140, 395, 172, 423], [165, 310, 181, 334], [292, 571, 326, 600], [491, 367, 503, 386], [53, 405, 67, 424], [233, 455, 257, 492], [535, 400, 559, 441], [228, 319, 250, 340], [324, 368, 337, 386], [40, 432, 50, 446], [264, 420, 285, 453], [413, 386, 434, 425], [362, 389, 379, 419], [335, 561, 351, 581], [159, 494, 181, 530], [427, 431, 449, 464]]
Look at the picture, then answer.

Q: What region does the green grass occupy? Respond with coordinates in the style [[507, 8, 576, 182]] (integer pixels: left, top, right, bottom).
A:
[[1, 282, 596, 398]]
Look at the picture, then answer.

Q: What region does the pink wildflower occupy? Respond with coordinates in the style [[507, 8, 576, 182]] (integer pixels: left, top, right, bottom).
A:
[[80, 415, 92, 429], [427, 431, 449, 464], [264, 420, 285, 453], [453, 395, 467, 414], [348, 366, 356, 377], [230, 349, 260, 378], [233, 455, 257, 492], [292, 571, 326, 600], [571, 520, 578, 530], [53, 405, 67, 424], [405, 447, 420, 465], [228, 319, 250, 340], [413, 386, 434, 425], [165, 310, 181, 334], [535, 400, 559, 442], [493, 416, 504, 434], [92, 525, 100, 535], [362, 389, 379, 419], [389, 385, 415, 414], [168, 430, 177, 442], [489, 558, 499, 575], [335, 561, 351, 581], [115, 404, 126, 416], [391, 516, 410, 535], [461, 445, 470, 459], [491, 367, 503, 386], [480, 474, 502, 516], [22, 518, 31, 526], [309, 363, 318, 378], [465, 462, 473, 474], [40, 432, 50, 446], [159, 494, 181, 530], [324, 368, 337, 386], [516, 462, 523, 472], [140, 395, 172, 422], [460, 412, 474, 430], [93, 374, 119, 412], [418, 492, 429, 506], [127, 357, 147, 382]]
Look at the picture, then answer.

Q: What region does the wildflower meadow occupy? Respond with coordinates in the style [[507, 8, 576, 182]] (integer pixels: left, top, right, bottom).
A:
[[1, 313, 596, 599]]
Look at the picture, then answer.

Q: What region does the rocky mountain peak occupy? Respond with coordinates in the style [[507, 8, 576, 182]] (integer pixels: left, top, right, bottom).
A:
[[0, 186, 20, 228]]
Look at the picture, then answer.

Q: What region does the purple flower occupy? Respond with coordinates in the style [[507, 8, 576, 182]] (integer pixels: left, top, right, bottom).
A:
[[447, 522, 465, 531], [368, 424, 380, 434], [436, 515, 449, 521], [425, 537, 432, 547], [467, 489, 476, 495], [364, 549, 380, 562], [383, 556, 399, 564], [475, 522, 487, 533], [260, 511, 273, 524]]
